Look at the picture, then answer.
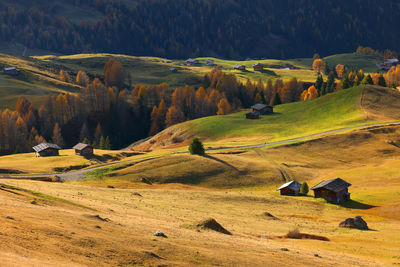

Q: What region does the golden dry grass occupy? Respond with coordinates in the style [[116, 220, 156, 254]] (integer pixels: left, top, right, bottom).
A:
[[0, 179, 392, 267], [0, 149, 126, 174], [1, 124, 400, 265]]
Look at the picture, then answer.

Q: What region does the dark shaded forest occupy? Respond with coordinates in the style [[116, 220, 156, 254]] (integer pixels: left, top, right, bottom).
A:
[[0, 0, 399, 59]]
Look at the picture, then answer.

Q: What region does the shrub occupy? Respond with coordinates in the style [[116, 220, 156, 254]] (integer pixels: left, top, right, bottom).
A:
[[286, 228, 301, 239], [189, 138, 205, 155], [300, 182, 309, 195]]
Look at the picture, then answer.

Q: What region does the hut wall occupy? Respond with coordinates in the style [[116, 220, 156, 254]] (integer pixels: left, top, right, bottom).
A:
[[280, 187, 298, 196]]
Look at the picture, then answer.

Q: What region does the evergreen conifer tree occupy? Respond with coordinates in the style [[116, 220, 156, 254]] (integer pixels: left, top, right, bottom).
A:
[[189, 138, 205, 155], [378, 74, 387, 87]]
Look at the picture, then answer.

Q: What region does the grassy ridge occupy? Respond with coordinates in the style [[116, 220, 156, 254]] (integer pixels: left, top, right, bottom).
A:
[[182, 86, 366, 146]]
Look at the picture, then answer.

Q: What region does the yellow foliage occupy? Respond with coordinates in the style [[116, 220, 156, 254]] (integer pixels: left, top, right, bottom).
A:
[[312, 59, 325, 73]]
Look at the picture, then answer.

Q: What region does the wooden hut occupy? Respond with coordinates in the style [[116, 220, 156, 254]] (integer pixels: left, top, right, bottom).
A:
[[3, 66, 19, 76], [169, 67, 178, 73], [311, 178, 351, 203], [33, 143, 61, 157], [73, 143, 94, 156], [186, 58, 199, 65], [251, 104, 273, 115], [205, 59, 214, 66], [245, 111, 260, 119], [253, 63, 264, 71], [233, 64, 246, 71], [277, 180, 302, 196]]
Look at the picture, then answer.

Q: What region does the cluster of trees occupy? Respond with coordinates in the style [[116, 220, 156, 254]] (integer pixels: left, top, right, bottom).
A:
[[356, 46, 398, 60], [0, 60, 308, 155], [0, 0, 399, 59]]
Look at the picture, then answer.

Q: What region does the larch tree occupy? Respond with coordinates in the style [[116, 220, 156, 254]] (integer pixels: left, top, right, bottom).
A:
[[80, 122, 90, 142], [52, 123, 65, 148], [216, 97, 232, 115], [59, 70, 71, 83], [312, 59, 326, 73], [104, 58, 126, 88], [335, 64, 345, 79], [76, 70, 90, 86], [165, 105, 185, 127]]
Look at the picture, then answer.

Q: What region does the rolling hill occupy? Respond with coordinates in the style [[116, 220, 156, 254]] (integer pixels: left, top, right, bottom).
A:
[[0, 51, 383, 109], [134, 85, 400, 150]]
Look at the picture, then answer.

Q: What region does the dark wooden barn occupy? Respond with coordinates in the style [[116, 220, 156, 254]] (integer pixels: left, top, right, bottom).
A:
[[251, 104, 273, 115], [73, 143, 94, 156], [245, 111, 260, 119], [3, 66, 19, 76], [253, 63, 264, 71], [33, 143, 61, 157], [311, 178, 351, 203], [277, 180, 302, 196], [234, 64, 246, 71]]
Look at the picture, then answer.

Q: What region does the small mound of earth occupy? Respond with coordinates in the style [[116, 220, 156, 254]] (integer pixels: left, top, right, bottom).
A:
[[89, 215, 110, 222], [339, 216, 368, 230], [263, 212, 279, 220], [196, 218, 231, 235]]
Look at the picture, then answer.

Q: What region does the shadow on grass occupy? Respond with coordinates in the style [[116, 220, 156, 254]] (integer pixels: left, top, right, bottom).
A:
[[340, 199, 376, 210], [203, 155, 242, 173]]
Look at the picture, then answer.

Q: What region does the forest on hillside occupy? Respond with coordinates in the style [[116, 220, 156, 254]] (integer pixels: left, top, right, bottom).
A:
[[0, 0, 399, 59], [3, 53, 399, 155]]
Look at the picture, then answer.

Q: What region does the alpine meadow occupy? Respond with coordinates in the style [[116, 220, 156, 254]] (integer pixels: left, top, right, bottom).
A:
[[1, 1, 400, 266]]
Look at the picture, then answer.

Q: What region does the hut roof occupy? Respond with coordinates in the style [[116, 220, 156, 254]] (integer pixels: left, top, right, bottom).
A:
[[3, 66, 18, 71], [73, 143, 92, 150], [277, 180, 302, 191], [33, 143, 61, 152], [233, 64, 245, 68], [253, 63, 264, 67], [311, 178, 351, 192], [251, 103, 269, 110]]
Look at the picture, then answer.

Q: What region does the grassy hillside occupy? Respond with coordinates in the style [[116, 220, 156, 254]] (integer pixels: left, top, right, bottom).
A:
[[292, 52, 382, 73], [137, 85, 400, 150], [0, 53, 80, 108], [0, 51, 383, 108], [2, 124, 398, 265]]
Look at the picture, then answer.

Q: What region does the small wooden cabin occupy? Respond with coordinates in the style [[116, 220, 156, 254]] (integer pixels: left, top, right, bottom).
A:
[[186, 58, 199, 65], [3, 66, 19, 76], [245, 111, 260, 119], [251, 104, 273, 115], [253, 63, 264, 71], [33, 143, 61, 157], [170, 67, 178, 73], [205, 59, 214, 66], [73, 143, 94, 156], [277, 180, 302, 196], [234, 64, 246, 71], [311, 178, 351, 203]]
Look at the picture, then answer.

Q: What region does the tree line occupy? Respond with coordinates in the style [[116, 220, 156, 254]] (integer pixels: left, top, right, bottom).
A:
[[0, 59, 307, 155], [0, 0, 399, 59]]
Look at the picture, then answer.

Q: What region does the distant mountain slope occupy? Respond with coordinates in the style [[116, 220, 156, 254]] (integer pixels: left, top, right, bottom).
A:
[[134, 86, 400, 150], [0, 0, 399, 58]]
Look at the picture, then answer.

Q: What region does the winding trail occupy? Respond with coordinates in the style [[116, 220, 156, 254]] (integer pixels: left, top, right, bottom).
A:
[[2, 120, 400, 181]]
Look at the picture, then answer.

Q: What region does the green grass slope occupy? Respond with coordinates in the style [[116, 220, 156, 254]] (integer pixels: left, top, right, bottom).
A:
[[139, 85, 400, 150], [292, 52, 382, 73]]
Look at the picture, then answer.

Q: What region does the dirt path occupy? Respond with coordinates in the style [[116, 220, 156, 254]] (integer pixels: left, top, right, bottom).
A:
[[254, 149, 291, 182], [2, 121, 400, 181]]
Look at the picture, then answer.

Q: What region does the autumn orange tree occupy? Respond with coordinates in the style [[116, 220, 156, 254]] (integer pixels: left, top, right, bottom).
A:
[[76, 70, 90, 86], [335, 64, 345, 79], [59, 70, 71, 82], [312, 59, 325, 73], [104, 58, 126, 88], [216, 97, 232, 115], [301, 85, 319, 101]]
